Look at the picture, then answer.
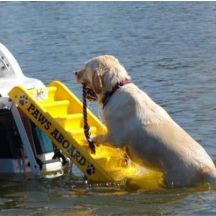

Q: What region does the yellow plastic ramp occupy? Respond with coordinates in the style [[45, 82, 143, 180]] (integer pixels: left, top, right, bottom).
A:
[[9, 81, 164, 189]]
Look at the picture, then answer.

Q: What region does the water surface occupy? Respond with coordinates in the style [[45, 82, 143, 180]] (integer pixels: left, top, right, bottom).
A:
[[1, 2, 216, 215]]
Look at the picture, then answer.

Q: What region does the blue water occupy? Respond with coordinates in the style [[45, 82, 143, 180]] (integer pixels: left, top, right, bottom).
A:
[[1, 2, 216, 215]]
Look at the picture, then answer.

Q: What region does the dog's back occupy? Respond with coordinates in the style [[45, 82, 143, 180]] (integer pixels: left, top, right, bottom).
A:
[[103, 83, 216, 187]]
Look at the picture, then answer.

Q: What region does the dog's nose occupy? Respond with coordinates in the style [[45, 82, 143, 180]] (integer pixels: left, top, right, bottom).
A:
[[75, 71, 78, 76]]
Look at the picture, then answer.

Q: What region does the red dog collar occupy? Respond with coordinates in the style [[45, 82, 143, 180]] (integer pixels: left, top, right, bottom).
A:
[[102, 79, 132, 108]]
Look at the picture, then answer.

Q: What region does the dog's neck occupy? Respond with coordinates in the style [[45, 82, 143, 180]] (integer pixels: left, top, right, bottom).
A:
[[102, 78, 132, 108]]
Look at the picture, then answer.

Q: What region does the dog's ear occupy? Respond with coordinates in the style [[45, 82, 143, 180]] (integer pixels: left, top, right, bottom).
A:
[[92, 71, 102, 94]]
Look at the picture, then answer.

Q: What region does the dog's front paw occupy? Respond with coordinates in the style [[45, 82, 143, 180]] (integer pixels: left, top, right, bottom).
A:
[[92, 136, 100, 144], [92, 134, 108, 145]]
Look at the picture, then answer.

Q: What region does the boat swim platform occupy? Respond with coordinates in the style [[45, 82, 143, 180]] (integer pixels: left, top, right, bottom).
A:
[[9, 80, 164, 189]]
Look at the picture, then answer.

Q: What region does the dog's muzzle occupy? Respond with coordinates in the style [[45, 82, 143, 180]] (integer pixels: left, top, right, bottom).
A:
[[75, 72, 97, 101], [85, 88, 97, 101]]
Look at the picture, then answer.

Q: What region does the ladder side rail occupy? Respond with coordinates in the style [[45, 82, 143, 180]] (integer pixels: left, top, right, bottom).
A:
[[11, 103, 41, 176]]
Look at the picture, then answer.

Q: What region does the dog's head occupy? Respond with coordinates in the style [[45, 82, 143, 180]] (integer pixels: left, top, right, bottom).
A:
[[75, 55, 130, 104]]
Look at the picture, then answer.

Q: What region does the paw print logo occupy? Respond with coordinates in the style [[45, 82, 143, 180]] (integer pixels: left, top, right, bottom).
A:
[[86, 163, 95, 176], [19, 95, 28, 106]]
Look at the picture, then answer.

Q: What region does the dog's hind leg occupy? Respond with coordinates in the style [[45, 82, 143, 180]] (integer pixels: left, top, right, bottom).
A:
[[202, 166, 216, 186]]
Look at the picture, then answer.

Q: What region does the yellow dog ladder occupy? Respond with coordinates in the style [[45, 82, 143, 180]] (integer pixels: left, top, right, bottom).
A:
[[9, 81, 164, 189]]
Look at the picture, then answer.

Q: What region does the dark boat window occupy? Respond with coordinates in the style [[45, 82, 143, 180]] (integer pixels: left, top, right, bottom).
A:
[[0, 110, 22, 159], [31, 124, 54, 154]]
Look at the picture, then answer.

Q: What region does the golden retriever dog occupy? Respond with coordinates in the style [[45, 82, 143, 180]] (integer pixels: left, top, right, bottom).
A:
[[75, 55, 216, 187]]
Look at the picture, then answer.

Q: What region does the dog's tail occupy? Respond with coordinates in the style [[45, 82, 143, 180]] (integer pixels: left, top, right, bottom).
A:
[[202, 167, 216, 186]]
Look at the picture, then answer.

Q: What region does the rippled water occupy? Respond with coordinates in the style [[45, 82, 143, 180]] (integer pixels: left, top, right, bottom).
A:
[[1, 2, 216, 215]]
